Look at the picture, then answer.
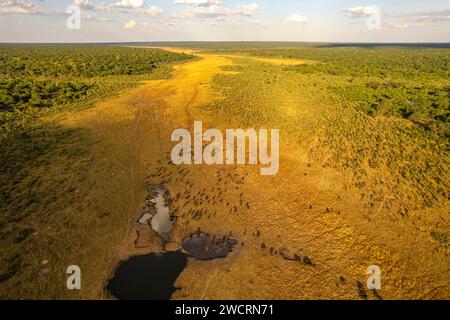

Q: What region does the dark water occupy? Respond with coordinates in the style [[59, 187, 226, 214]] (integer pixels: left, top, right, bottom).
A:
[[182, 231, 238, 260], [107, 252, 188, 300]]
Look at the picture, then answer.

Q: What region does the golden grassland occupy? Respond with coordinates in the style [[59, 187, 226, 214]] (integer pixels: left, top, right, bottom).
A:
[[0, 47, 448, 299]]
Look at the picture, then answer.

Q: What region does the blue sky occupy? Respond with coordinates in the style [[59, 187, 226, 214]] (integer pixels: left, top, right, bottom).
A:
[[0, 0, 449, 42]]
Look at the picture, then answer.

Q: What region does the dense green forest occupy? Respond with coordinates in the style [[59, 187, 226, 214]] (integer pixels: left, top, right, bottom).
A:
[[202, 45, 450, 137], [0, 79, 92, 112], [0, 46, 191, 78], [0, 45, 193, 139]]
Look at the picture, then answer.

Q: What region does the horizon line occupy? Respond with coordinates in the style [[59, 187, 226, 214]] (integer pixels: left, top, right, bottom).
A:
[[1, 41, 449, 45]]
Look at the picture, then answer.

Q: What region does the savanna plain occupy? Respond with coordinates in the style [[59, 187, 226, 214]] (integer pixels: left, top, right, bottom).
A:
[[0, 43, 449, 300]]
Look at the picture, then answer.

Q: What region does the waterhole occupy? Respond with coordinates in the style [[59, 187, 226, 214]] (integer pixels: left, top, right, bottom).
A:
[[106, 251, 187, 300], [148, 185, 174, 238]]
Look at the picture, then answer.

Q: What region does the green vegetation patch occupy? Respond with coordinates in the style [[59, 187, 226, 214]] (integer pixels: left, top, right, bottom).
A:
[[333, 81, 449, 138], [431, 231, 449, 246], [0, 78, 93, 112], [0, 45, 193, 78], [198, 45, 449, 212], [0, 45, 193, 140]]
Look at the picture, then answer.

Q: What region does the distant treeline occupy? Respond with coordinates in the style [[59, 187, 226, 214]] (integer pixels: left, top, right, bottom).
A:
[[0, 46, 192, 112], [0, 45, 192, 78], [202, 45, 450, 135], [0, 45, 193, 140], [127, 42, 450, 49]]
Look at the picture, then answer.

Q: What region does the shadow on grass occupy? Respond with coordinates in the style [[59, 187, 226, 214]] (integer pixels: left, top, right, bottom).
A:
[[0, 122, 93, 286]]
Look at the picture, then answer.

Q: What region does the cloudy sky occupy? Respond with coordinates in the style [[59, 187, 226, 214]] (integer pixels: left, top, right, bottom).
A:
[[0, 0, 449, 42]]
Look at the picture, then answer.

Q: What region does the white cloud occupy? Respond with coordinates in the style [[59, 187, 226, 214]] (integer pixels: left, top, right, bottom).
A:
[[286, 14, 308, 23], [93, 3, 112, 13], [74, 0, 94, 10], [343, 6, 379, 18], [238, 3, 261, 16], [0, 0, 43, 15], [388, 22, 430, 29], [87, 1, 162, 17], [114, 0, 145, 9], [146, 6, 162, 16], [387, 9, 450, 29], [124, 19, 137, 29], [173, 2, 262, 18], [83, 13, 112, 22], [174, 0, 221, 4]]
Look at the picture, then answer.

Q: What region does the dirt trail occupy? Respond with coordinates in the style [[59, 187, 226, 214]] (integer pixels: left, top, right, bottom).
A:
[[60, 48, 449, 300]]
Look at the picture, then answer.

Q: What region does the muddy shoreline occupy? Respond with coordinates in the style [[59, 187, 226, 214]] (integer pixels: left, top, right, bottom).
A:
[[106, 181, 239, 300]]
